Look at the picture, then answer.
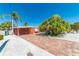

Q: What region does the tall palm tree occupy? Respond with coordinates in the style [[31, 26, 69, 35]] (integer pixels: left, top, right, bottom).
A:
[[0, 11, 21, 35], [11, 11, 21, 35]]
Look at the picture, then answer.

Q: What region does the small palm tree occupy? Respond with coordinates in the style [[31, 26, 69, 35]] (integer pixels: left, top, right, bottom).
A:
[[24, 22, 28, 26]]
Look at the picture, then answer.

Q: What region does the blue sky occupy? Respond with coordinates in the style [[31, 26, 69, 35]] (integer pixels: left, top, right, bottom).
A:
[[0, 3, 79, 26]]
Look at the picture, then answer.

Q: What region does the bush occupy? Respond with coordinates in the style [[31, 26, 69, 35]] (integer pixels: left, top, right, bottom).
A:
[[0, 35, 4, 40]]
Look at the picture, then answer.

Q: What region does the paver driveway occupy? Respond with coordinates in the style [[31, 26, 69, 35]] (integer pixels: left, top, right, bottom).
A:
[[20, 34, 79, 56]]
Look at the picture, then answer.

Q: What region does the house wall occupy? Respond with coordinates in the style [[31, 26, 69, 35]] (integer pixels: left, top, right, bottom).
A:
[[14, 27, 36, 35]]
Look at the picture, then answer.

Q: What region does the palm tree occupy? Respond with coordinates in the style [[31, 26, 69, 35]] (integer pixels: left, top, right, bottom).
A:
[[0, 11, 21, 35], [11, 11, 21, 35], [24, 22, 28, 26]]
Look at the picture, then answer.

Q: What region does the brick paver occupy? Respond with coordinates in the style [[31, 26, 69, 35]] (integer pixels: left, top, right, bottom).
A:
[[20, 34, 79, 56]]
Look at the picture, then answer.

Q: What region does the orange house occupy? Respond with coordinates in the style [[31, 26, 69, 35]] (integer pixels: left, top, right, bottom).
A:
[[14, 26, 38, 35]]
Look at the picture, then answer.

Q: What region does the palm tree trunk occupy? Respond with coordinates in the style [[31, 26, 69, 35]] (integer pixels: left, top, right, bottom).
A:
[[16, 22, 19, 36], [12, 19, 14, 34], [17, 28, 19, 36]]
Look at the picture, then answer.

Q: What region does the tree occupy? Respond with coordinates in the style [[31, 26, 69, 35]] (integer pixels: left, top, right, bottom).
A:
[[71, 22, 79, 32], [5, 22, 12, 30], [39, 14, 71, 36], [0, 25, 2, 30], [0, 22, 12, 30], [0, 11, 21, 35], [24, 22, 28, 26], [12, 11, 21, 27], [11, 11, 21, 35]]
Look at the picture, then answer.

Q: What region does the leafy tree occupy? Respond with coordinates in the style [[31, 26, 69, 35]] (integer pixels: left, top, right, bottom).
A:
[[71, 22, 79, 32], [39, 14, 71, 36], [0, 22, 12, 30]]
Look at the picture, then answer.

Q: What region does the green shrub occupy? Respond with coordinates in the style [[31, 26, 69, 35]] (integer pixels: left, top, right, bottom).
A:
[[0, 35, 4, 40]]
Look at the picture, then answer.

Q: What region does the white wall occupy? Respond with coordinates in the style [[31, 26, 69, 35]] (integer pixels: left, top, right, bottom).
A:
[[0, 30, 5, 35]]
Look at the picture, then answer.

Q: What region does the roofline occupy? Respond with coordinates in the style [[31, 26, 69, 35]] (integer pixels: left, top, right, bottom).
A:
[[13, 26, 38, 28]]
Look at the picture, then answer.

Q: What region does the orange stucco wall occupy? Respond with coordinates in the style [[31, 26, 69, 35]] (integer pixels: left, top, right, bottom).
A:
[[14, 27, 35, 35]]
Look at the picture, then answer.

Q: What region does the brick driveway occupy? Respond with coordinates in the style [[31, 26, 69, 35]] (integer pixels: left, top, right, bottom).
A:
[[20, 34, 79, 56]]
